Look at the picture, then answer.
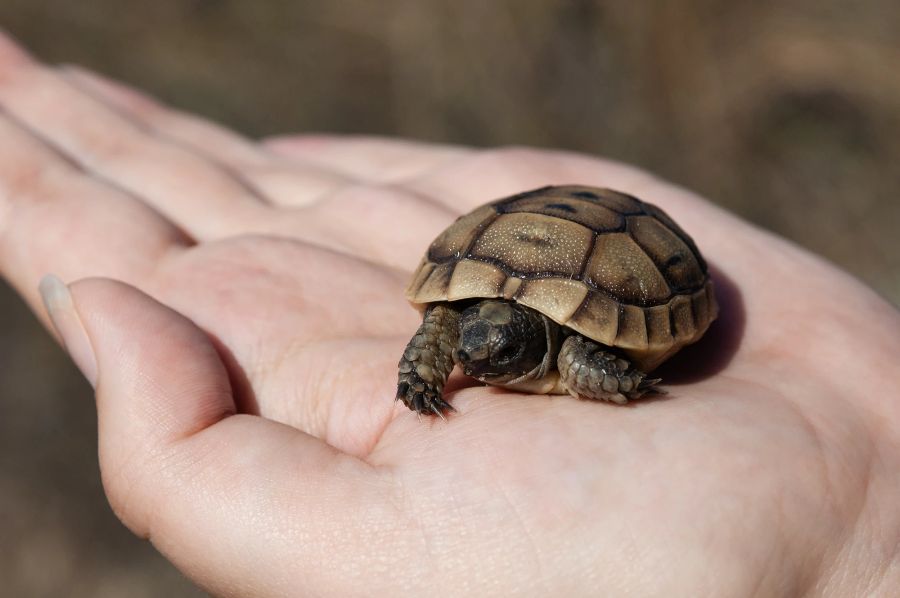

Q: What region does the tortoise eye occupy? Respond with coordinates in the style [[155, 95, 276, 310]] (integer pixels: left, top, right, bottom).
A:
[[665, 254, 684, 268], [495, 345, 520, 363]]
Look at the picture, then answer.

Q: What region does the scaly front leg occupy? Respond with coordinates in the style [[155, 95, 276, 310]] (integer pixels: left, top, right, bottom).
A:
[[557, 335, 661, 404], [396, 303, 461, 416]]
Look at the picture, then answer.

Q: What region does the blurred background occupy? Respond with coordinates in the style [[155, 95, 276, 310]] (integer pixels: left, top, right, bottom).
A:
[[1, 1, 898, 595]]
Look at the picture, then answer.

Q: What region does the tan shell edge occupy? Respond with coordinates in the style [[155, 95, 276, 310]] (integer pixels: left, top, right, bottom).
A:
[[408, 257, 717, 371]]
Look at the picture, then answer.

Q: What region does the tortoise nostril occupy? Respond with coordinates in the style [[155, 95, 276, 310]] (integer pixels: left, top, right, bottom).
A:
[[456, 350, 470, 363]]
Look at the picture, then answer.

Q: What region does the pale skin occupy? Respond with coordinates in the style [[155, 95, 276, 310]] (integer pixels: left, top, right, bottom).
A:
[[0, 33, 899, 597]]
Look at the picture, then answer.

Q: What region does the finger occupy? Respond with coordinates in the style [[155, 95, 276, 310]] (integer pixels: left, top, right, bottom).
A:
[[60, 64, 270, 168], [403, 146, 750, 260], [233, 162, 357, 208], [59, 67, 365, 208], [0, 110, 189, 315], [403, 146, 665, 211], [62, 277, 403, 596], [0, 33, 267, 239], [258, 185, 459, 270], [264, 133, 471, 184]]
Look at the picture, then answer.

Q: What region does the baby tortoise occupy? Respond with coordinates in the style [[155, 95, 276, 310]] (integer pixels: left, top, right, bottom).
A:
[[396, 185, 717, 416]]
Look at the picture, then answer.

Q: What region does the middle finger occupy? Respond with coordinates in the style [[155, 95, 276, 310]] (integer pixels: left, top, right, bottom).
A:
[[0, 38, 267, 240]]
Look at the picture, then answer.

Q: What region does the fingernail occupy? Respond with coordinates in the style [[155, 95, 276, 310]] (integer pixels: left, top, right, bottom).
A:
[[39, 275, 98, 387]]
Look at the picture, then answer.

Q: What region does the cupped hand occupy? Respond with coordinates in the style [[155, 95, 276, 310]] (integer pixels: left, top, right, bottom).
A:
[[1, 35, 898, 597]]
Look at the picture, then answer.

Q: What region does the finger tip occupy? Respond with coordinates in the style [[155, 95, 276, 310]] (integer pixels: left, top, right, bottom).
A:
[[38, 273, 99, 386], [38, 273, 69, 310]]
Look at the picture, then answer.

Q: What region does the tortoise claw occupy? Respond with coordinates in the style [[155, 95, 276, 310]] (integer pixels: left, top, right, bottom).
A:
[[429, 403, 446, 421], [639, 377, 662, 390], [396, 375, 455, 417], [633, 377, 665, 398]]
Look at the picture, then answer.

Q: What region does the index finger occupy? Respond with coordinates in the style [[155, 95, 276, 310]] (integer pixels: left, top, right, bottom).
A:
[[0, 109, 188, 315]]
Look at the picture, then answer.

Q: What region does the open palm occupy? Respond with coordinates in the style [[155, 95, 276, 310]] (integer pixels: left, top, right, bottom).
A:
[[2, 35, 898, 597]]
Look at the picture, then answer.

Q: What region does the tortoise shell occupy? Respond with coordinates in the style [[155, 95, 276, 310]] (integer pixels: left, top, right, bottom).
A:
[[406, 185, 718, 372]]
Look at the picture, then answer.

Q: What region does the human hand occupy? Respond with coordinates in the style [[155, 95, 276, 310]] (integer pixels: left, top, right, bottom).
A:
[[1, 34, 898, 596]]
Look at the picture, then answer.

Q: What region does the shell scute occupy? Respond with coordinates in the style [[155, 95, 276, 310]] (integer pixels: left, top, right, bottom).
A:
[[468, 212, 593, 277], [585, 232, 671, 305]]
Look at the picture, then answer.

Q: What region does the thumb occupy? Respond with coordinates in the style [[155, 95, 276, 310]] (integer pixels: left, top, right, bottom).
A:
[[40, 276, 390, 596], [40, 274, 237, 534]]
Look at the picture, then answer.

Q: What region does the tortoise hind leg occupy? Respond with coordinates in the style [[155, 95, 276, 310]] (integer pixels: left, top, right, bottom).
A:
[[557, 335, 661, 404], [396, 303, 460, 416]]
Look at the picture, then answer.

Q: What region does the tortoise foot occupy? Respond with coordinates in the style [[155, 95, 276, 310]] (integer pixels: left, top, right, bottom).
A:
[[396, 373, 456, 418], [396, 303, 461, 417], [557, 335, 662, 403]]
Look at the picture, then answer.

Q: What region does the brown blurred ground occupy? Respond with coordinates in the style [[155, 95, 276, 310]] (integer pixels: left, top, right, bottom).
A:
[[1, 1, 898, 595]]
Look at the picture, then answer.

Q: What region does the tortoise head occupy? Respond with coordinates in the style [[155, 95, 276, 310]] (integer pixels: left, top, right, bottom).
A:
[[456, 300, 547, 384]]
